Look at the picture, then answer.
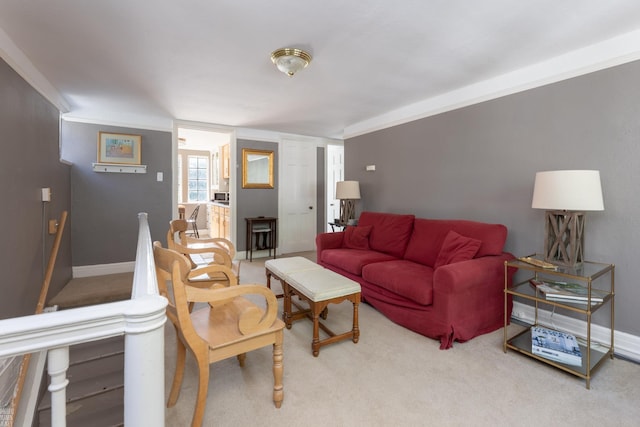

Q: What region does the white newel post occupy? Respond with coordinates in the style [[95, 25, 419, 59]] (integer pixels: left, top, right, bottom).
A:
[[123, 212, 167, 426], [124, 310, 166, 427], [47, 346, 70, 427]]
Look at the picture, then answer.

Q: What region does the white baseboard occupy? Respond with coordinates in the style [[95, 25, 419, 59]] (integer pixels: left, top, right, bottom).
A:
[[72, 261, 135, 278], [512, 301, 640, 363]]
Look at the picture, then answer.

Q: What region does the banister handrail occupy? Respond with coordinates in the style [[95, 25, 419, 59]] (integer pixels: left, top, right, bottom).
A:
[[0, 297, 166, 358], [0, 212, 167, 427]]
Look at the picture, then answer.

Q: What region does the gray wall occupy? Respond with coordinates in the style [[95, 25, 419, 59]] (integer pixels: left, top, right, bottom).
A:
[[61, 121, 172, 265], [0, 59, 72, 318], [346, 59, 640, 336], [235, 139, 278, 251]]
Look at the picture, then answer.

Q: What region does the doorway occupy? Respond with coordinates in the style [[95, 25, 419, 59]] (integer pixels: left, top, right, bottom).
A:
[[175, 126, 232, 238], [326, 144, 344, 232]]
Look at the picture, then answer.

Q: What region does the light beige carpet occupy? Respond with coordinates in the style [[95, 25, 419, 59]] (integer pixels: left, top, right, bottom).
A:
[[163, 254, 640, 426], [48, 272, 133, 309]]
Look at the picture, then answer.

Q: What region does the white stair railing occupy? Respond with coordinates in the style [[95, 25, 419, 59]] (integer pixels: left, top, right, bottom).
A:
[[0, 212, 167, 427]]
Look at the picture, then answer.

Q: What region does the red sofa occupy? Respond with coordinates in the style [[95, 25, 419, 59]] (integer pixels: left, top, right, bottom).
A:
[[316, 211, 515, 349]]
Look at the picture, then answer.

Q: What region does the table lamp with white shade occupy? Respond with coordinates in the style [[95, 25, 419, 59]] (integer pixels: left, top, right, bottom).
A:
[[532, 170, 604, 267], [336, 181, 361, 225]]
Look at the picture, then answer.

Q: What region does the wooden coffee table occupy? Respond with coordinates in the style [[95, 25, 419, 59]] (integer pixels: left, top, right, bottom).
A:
[[265, 257, 361, 356]]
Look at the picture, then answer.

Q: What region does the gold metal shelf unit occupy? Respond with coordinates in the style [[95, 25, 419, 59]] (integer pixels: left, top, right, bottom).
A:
[[503, 254, 614, 389]]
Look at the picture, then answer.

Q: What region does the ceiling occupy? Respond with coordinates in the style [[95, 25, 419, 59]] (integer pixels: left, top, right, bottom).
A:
[[2, 1, 640, 139]]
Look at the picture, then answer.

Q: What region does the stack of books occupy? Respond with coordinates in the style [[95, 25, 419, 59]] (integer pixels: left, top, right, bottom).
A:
[[529, 279, 607, 305], [531, 326, 582, 366]]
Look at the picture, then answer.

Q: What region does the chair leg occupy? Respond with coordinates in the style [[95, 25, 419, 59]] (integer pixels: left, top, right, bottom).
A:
[[234, 261, 241, 283], [168, 337, 187, 407], [237, 353, 246, 367], [272, 331, 284, 408], [191, 356, 210, 427]]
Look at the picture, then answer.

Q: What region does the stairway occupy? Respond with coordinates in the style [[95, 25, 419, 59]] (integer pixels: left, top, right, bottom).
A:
[[36, 336, 125, 427]]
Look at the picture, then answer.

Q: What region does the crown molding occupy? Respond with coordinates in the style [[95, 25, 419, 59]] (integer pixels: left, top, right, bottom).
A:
[[235, 127, 342, 145], [0, 27, 71, 112], [344, 29, 640, 139], [61, 115, 173, 133]]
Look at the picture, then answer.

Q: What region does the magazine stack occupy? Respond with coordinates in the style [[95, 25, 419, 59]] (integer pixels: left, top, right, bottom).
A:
[[529, 279, 607, 305], [531, 326, 582, 366]]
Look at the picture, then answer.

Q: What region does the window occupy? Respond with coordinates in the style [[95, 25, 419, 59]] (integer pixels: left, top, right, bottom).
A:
[[187, 155, 209, 202], [178, 149, 210, 203]]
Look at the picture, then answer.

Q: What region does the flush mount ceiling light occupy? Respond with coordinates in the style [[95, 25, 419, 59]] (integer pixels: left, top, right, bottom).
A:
[[270, 48, 312, 77]]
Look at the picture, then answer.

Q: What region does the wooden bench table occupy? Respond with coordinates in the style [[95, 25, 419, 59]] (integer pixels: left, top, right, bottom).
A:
[[265, 257, 361, 356]]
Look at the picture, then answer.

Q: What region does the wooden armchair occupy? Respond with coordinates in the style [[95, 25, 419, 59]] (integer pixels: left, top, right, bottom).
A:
[[167, 219, 241, 286], [154, 243, 284, 427]]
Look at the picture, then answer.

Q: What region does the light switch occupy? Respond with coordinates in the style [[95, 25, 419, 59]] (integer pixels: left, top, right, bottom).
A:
[[157, 172, 163, 182], [41, 187, 51, 202]]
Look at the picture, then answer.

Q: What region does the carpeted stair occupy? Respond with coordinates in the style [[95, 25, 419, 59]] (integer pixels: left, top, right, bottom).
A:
[[37, 273, 133, 426]]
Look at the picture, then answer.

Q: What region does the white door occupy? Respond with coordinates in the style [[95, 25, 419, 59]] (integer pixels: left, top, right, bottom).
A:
[[326, 144, 344, 231], [279, 139, 316, 254]]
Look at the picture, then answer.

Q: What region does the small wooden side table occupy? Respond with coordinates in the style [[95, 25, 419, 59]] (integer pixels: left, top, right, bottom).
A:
[[245, 217, 277, 262], [328, 221, 346, 232]]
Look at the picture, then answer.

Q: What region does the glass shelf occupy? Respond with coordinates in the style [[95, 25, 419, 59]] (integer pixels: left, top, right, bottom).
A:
[[504, 254, 615, 389]]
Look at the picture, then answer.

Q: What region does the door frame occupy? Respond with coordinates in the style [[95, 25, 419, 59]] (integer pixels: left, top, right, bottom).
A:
[[326, 143, 344, 232], [172, 121, 236, 242]]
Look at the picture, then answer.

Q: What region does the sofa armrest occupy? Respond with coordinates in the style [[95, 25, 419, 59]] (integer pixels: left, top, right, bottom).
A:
[[431, 252, 515, 349], [315, 232, 345, 262], [433, 254, 511, 295], [433, 253, 514, 320]]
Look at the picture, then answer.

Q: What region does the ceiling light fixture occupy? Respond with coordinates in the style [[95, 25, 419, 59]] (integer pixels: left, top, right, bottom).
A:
[[270, 48, 312, 77]]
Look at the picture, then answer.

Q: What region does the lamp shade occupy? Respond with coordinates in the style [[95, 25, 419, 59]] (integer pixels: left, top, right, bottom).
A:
[[532, 170, 604, 211], [336, 181, 360, 200]]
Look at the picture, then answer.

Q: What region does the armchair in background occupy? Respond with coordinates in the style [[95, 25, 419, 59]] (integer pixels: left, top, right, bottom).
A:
[[167, 219, 241, 287]]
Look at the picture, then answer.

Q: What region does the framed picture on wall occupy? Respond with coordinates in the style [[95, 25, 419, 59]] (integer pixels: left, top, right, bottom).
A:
[[97, 132, 142, 164]]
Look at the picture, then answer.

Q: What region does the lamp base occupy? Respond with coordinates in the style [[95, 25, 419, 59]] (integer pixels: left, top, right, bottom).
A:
[[339, 200, 356, 225], [543, 210, 585, 267]]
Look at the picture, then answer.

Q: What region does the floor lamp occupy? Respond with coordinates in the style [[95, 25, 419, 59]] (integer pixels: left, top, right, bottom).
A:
[[336, 181, 360, 225], [531, 170, 604, 267]]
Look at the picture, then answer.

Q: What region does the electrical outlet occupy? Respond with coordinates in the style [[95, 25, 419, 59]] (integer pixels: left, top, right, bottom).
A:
[[48, 219, 58, 235]]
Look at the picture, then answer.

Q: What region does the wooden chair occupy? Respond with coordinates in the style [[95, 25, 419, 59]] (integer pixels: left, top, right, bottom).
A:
[[153, 243, 284, 427], [167, 219, 241, 286], [186, 204, 200, 237]]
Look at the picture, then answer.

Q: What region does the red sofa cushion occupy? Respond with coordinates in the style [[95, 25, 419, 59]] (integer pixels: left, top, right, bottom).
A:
[[357, 212, 415, 258], [343, 225, 372, 250], [404, 218, 507, 267], [320, 248, 397, 276], [362, 260, 434, 305], [434, 230, 482, 268]]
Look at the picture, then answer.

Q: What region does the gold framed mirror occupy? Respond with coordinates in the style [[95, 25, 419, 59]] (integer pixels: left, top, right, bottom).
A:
[[242, 148, 274, 189]]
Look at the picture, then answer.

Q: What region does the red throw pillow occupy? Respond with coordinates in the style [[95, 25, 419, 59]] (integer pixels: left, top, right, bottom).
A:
[[434, 230, 482, 268], [344, 225, 372, 250]]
